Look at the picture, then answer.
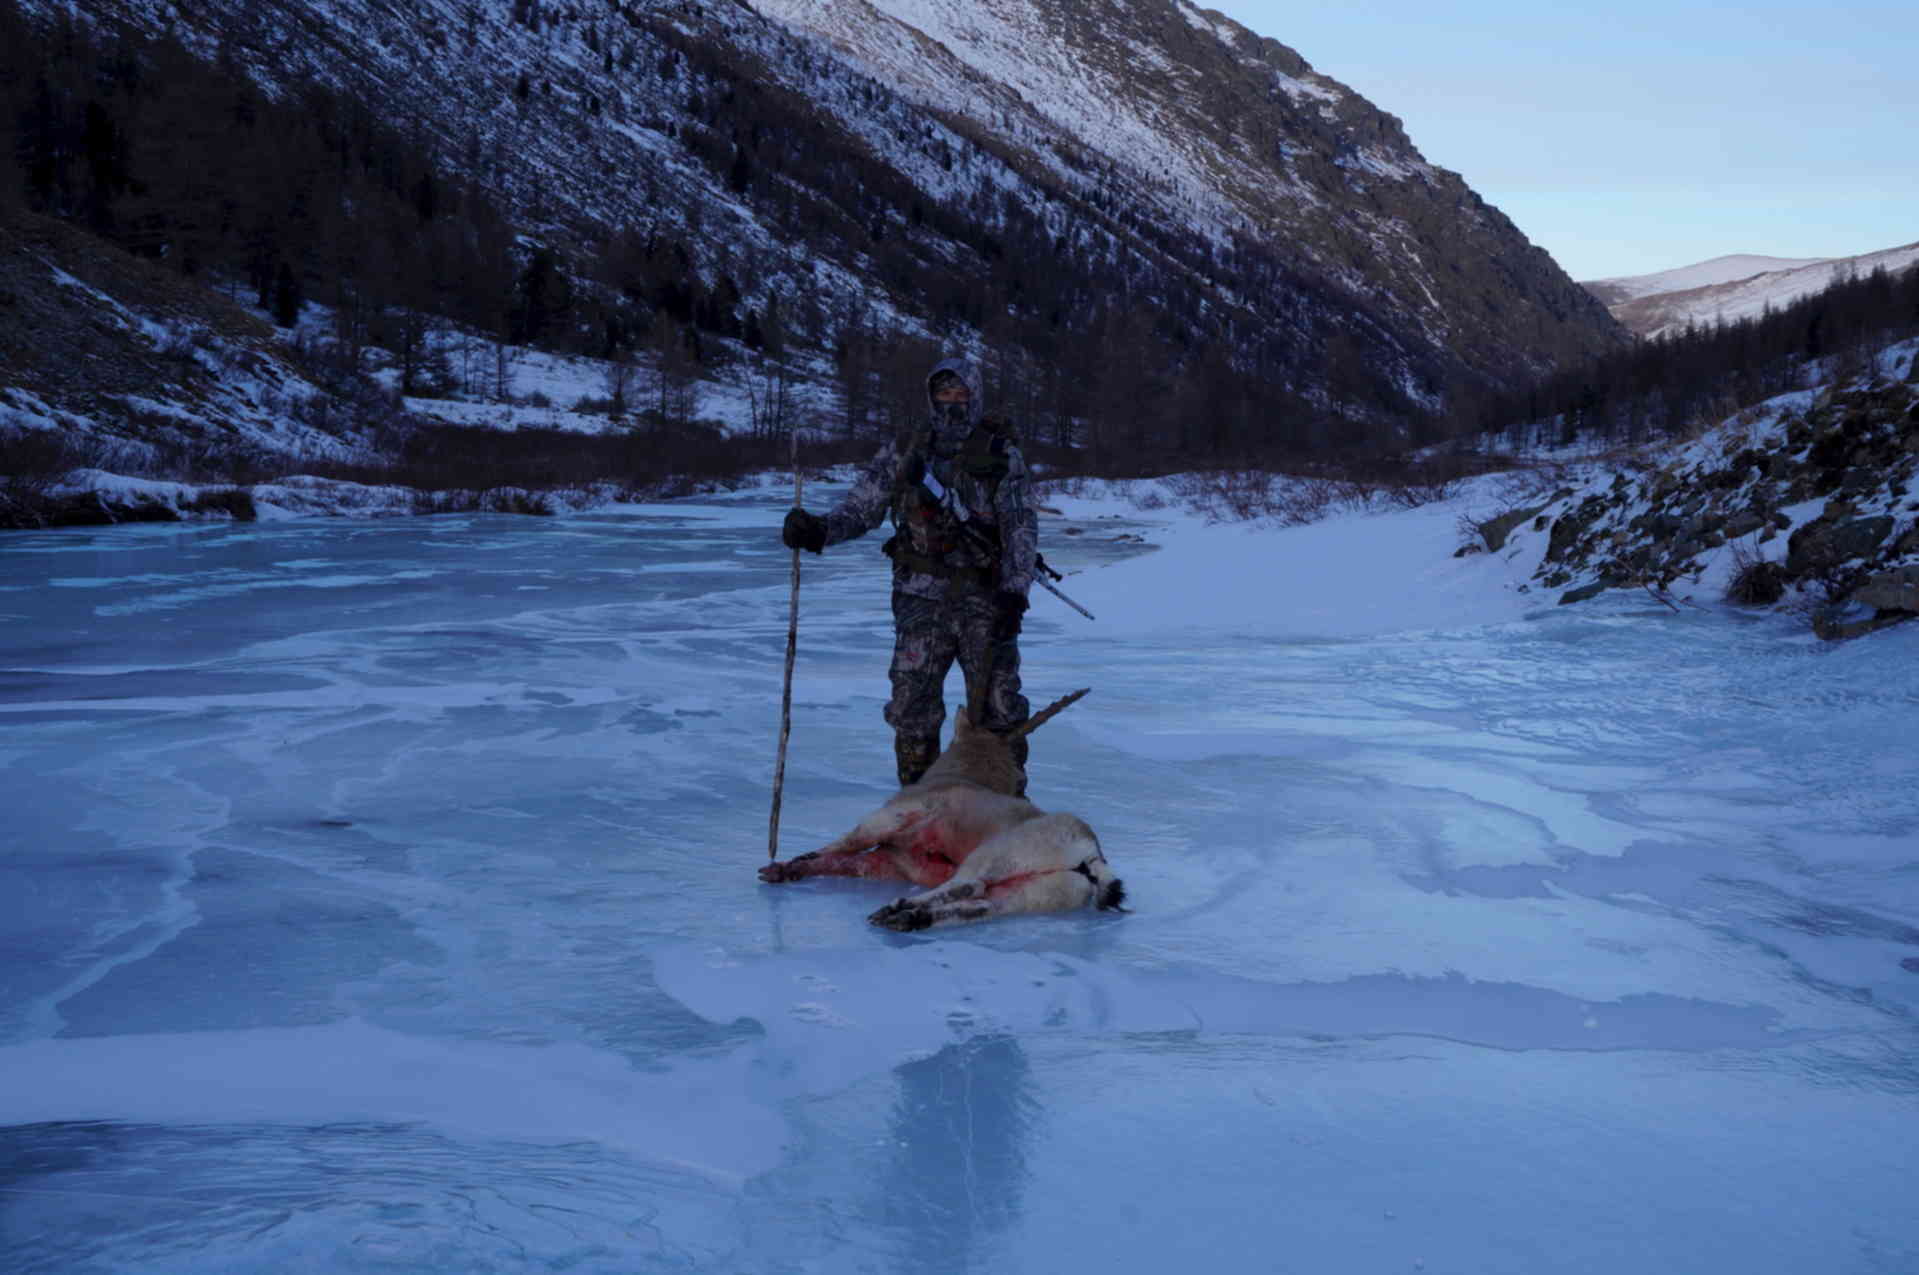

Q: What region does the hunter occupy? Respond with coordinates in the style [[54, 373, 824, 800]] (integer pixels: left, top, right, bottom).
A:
[[782, 356, 1039, 789]]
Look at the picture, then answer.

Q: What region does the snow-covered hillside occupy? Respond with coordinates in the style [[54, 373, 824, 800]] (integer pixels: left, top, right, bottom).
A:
[[748, 0, 1621, 382], [0, 213, 387, 475], [1586, 241, 1919, 338], [749, 0, 1385, 237], [1584, 254, 1832, 304], [9, 0, 1621, 452]]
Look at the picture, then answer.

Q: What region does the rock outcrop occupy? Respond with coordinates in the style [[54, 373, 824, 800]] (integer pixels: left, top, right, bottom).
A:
[[1489, 356, 1919, 637]]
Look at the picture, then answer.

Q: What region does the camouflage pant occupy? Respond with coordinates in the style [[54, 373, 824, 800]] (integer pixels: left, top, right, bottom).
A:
[[884, 589, 1029, 754]]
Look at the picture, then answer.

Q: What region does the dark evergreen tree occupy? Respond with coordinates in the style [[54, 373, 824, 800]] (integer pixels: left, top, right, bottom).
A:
[[271, 259, 303, 327], [510, 247, 571, 344]]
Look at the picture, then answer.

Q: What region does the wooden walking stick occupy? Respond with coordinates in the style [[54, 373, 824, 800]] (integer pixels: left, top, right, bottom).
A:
[[769, 428, 802, 860]]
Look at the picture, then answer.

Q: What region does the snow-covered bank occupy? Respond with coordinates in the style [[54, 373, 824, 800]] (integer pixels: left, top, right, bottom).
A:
[[1044, 477, 1544, 639], [1, 468, 715, 528], [1027, 346, 1919, 644], [12, 336, 1918, 651]]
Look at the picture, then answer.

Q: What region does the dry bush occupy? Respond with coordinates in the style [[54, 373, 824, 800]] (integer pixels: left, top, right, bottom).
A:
[[1356, 453, 1494, 508], [1165, 470, 1288, 521], [1453, 509, 1487, 555], [1272, 477, 1344, 525], [0, 428, 89, 494], [1724, 538, 1788, 606], [1727, 559, 1789, 606], [1487, 460, 1576, 506], [297, 416, 829, 507], [184, 487, 258, 520]]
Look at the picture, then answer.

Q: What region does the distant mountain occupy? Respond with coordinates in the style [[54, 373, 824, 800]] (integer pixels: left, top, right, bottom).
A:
[[4, 0, 1621, 473], [1582, 255, 1832, 306], [1585, 243, 1919, 339]]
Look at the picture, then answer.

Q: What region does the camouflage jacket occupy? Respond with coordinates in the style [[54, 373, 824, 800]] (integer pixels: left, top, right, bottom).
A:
[[820, 358, 1039, 602]]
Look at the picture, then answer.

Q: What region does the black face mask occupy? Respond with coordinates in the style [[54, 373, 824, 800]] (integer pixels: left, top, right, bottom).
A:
[[930, 400, 971, 454]]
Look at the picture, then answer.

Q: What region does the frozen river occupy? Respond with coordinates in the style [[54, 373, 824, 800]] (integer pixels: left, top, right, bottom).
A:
[[2, 483, 1917, 1273]]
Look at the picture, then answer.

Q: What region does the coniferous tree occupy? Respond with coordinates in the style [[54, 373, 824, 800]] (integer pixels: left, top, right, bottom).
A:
[[271, 260, 304, 327]]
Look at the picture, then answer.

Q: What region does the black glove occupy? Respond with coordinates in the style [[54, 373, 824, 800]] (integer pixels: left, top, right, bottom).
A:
[[992, 590, 1028, 642], [782, 508, 826, 554]]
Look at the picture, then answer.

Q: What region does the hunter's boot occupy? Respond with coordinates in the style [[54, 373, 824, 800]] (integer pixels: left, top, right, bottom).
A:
[[895, 734, 939, 788]]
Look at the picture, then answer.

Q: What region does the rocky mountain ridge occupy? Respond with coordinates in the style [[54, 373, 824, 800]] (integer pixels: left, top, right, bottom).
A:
[[753, 0, 1623, 388]]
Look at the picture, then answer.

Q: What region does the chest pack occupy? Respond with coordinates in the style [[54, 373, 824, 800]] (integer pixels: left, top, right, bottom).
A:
[[885, 422, 1013, 577]]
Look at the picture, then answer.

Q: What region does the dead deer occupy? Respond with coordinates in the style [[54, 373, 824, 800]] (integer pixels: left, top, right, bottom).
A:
[[867, 812, 1126, 930], [759, 689, 1088, 890]]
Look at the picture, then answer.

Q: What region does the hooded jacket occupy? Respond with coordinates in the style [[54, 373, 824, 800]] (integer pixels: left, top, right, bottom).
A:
[[819, 356, 1039, 602]]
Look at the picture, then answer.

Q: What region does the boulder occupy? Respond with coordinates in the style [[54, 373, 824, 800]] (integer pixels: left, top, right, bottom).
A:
[[1814, 609, 1913, 641], [1545, 500, 1605, 564], [1851, 565, 1919, 614], [1559, 579, 1611, 606], [1786, 515, 1895, 575], [1840, 467, 1879, 494], [1476, 502, 1548, 553]]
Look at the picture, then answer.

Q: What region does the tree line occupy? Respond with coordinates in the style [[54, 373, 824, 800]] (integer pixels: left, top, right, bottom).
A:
[[1449, 261, 1919, 451], [0, 2, 774, 399]]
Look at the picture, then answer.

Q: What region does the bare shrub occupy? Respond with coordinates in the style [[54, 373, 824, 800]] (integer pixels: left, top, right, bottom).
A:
[[1165, 470, 1284, 522], [1727, 558, 1789, 606], [1162, 470, 1374, 526], [155, 321, 203, 364], [1331, 474, 1378, 508], [0, 428, 88, 495], [184, 487, 258, 520], [1271, 476, 1343, 525], [1033, 474, 1098, 502], [1453, 509, 1487, 556], [304, 414, 825, 510], [1364, 452, 1508, 508], [1720, 534, 1790, 606]]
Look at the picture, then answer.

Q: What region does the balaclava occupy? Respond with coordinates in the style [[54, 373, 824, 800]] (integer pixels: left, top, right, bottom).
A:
[[925, 358, 983, 458]]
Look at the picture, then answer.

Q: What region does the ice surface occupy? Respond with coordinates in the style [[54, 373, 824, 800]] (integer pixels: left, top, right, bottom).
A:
[[2, 482, 1916, 1273]]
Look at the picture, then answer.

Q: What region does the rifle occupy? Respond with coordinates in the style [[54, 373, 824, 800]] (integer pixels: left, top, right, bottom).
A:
[[953, 520, 1095, 621], [1032, 554, 1095, 621]]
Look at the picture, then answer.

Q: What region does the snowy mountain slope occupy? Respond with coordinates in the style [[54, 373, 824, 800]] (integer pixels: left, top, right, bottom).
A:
[[750, 0, 1622, 379], [1583, 254, 1832, 305], [751, 0, 1328, 233], [13, 0, 1620, 437], [1585, 242, 1919, 339], [0, 211, 382, 474]]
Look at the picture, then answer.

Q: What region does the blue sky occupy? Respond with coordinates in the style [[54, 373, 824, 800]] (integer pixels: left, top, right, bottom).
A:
[[1207, 2, 1918, 280]]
